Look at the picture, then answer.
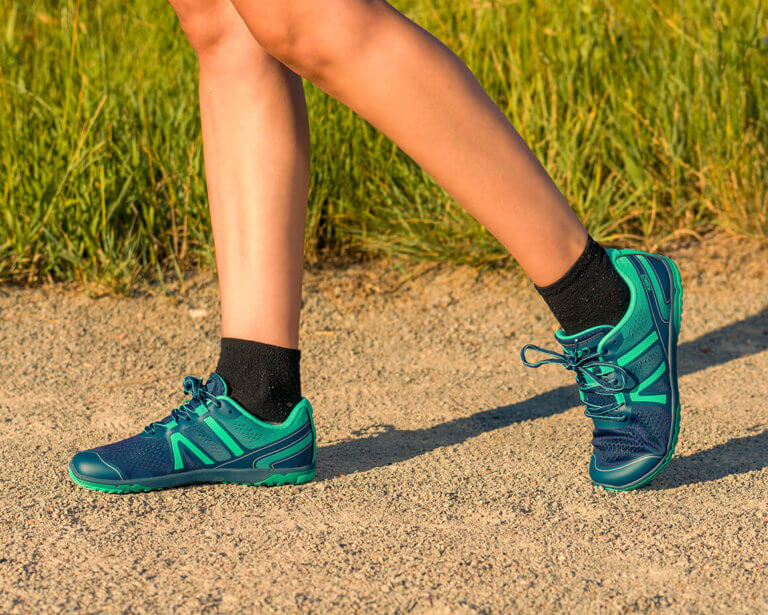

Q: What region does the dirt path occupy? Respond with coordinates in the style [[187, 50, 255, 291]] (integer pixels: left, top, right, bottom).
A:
[[1, 244, 767, 613]]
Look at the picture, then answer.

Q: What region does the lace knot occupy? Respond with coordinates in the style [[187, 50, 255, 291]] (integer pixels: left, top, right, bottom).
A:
[[520, 341, 629, 421], [145, 376, 223, 433]]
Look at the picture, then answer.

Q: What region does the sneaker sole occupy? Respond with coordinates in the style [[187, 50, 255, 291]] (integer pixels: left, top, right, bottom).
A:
[[596, 253, 683, 492], [68, 464, 316, 493]]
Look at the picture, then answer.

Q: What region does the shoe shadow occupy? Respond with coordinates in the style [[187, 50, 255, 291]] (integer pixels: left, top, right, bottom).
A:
[[317, 306, 768, 484], [648, 429, 768, 490]]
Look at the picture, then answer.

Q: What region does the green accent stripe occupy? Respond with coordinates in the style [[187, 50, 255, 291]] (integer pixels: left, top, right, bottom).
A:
[[255, 433, 313, 469], [203, 416, 244, 457], [170, 433, 214, 470], [630, 362, 667, 404], [640, 258, 671, 321], [618, 330, 659, 367]]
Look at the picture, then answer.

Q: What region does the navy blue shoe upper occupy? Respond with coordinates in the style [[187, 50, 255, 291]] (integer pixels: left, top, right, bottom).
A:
[[521, 249, 682, 489]]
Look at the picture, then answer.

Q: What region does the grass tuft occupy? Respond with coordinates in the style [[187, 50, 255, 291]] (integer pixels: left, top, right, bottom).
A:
[[1, 0, 766, 287]]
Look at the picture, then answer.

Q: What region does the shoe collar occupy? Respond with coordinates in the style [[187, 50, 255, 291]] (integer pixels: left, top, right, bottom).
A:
[[553, 250, 640, 354]]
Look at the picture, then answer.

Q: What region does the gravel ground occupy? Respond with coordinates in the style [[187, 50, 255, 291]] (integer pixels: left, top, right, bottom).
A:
[[1, 243, 767, 613]]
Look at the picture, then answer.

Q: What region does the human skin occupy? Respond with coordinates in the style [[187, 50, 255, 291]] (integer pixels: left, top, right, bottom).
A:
[[170, 0, 588, 348], [168, 0, 309, 348]]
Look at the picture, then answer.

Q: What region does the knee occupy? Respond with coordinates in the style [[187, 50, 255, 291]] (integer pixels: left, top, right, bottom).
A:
[[252, 0, 388, 85], [168, 0, 245, 57]]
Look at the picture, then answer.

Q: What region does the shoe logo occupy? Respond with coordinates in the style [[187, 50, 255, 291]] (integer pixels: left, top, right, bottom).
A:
[[641, 273, 653, 293]]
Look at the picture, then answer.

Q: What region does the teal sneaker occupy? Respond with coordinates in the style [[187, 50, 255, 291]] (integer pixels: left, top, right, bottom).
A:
[[68, 374, 316, 492], [522, 249, 683, 491]]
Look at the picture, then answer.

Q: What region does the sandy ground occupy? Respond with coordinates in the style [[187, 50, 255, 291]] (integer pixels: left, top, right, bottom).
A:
[[1, 243, 767, 613]]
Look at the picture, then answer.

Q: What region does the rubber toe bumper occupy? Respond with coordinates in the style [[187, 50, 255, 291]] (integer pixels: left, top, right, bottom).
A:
[[70, 451, 123, 481], [589, 453, 664, 490]]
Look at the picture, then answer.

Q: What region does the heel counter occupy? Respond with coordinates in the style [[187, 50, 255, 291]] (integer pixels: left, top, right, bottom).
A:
[[266, 401, 316, 470], [302, 398, 317, 465]]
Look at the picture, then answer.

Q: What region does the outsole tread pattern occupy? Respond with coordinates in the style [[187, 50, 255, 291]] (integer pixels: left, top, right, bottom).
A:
[[68, 466, 316, 493]]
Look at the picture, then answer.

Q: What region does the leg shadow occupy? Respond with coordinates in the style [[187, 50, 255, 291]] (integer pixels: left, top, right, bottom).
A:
[[317, 306, 768, 482], [678, 307, 768, 378], [317, 384, 577, 480]]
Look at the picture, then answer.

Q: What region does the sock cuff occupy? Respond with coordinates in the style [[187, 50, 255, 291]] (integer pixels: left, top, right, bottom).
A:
[[533, 236, 630, 335], [218, 337, 300, 363], [534, 236, 602, 298]]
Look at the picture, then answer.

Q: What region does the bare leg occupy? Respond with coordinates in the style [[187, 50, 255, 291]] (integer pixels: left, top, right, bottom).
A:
[[228, 0, 587, 286], [169, 0, 309, 348]]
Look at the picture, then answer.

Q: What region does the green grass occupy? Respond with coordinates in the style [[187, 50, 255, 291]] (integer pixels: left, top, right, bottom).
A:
[[1, 0, 766, 288]]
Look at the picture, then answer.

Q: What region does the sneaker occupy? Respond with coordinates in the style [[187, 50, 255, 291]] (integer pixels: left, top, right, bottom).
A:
[[68, 374, 316, 492], [521, 249, 683, 490]]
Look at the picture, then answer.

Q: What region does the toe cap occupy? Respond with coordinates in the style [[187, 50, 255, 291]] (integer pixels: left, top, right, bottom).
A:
[[589, 453, 664, 490], [70, 451, 124, 481]]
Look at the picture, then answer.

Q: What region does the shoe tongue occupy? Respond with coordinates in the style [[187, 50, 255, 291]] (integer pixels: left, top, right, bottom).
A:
[[205, 373, 228, 397], [555, 325, 613, 353]]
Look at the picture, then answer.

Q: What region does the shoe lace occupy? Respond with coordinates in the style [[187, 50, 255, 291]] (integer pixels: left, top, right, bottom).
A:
[[520, 342, 630, 422], [145, 376, 222, 433]]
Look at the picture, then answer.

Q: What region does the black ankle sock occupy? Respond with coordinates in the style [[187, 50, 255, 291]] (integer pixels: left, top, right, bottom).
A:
[[215, 338, 301, 423], [535, 236, 631, 336]]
